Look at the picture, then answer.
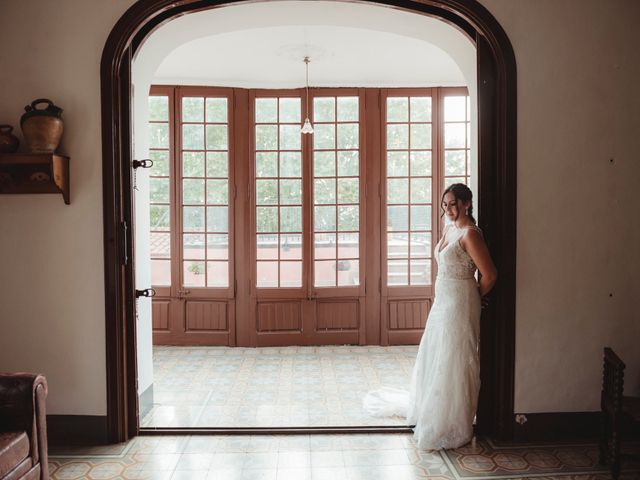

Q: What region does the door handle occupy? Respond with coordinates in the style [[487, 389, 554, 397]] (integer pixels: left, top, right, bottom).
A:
[[135, 288, 156, 298], [177, 289, 191, 298]]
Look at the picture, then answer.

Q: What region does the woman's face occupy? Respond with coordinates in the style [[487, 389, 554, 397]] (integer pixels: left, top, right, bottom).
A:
[[442, 192, 468, 222]]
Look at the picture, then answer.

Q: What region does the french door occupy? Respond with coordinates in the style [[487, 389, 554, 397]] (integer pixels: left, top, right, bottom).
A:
[[149, 86, 236, 345]]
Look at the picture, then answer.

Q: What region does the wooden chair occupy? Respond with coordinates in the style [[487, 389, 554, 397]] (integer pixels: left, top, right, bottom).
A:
[[599, 347, 640, 479]]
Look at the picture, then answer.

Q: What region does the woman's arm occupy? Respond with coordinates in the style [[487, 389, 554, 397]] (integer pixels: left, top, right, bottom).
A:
[[461, 229, 497, 298]]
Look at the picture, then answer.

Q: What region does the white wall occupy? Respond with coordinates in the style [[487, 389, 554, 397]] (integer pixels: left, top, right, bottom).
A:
[[0, 0, 638, 417]]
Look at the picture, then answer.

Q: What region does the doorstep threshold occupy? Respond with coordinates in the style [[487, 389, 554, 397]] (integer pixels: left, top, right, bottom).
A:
[[139, 425, 414, 435]]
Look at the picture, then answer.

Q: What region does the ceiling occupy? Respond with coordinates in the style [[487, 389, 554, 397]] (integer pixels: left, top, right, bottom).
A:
[[138, 1, 476, 89]]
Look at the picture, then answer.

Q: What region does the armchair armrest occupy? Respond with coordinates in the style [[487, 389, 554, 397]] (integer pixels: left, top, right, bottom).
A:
[[0, 373, 48, 480]]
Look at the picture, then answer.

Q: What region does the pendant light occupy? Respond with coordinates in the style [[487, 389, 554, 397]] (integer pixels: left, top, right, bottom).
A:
[[301, 56, 314, 134]]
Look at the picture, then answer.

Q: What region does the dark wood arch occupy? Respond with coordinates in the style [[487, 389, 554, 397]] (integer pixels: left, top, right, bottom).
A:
[[101, 0, 516, 443]]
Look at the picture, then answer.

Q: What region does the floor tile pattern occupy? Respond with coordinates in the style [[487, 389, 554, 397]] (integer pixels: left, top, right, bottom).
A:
[[141, 346, 417, 428], [49, 434, 640, 480]]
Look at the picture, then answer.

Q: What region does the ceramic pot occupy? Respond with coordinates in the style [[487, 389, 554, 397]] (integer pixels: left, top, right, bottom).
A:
[[20, 99, 64, 153], [0, 125, 19, 153]]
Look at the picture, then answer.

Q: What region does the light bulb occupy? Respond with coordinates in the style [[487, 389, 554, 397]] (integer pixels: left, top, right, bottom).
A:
[[301, 117, 314, 134]]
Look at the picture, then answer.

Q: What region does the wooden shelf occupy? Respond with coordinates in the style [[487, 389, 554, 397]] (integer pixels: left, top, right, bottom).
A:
[[0, 153, 70, 204]]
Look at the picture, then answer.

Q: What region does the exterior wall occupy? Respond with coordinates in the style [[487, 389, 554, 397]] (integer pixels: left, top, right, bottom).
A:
[[0, 0, 637, 416]]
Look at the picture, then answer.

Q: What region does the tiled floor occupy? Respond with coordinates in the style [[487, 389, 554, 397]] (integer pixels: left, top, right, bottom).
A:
[[141, 346, 417, 428], [49, 434, 640, 479]]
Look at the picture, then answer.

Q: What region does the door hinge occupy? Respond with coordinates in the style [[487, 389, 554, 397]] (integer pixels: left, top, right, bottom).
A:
[[132, 159, 154, 169], [135, 288, 156, 298], [121, 221, 129, 265]]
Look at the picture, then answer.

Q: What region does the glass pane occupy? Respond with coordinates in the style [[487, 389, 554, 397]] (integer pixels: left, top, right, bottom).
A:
[[314, 97, 335, 122], [410, 124, 431, 149], [207, 206, 228, 232], [256, 152, 277, 177], [410, 260, 430, 285], [387, 233, 409, 259], [151, 259, 171, 286], [183, 234, 205, 260], [314, 233, 336, 260], [206, 125, 228, 150], [183, 152, 205, 177], [444, 123, 466, 148], [338, 151, 358, 176], [182, 124, 204, 150], [149, 123, 169, 149], [410, 97, 431, 122], [337, 178, 359, 204], [256, 207, 278, 232], [387, 205, 408, 231], [150, 205, 170, 231], [279, 98, 300, 123], [314, 178, 336, 205], [255, 125, 278, 150], [314, 151, 336, 177], [256, 98, 277, 123], [314, 124, 335, 150], [387, 151, 408, 177], [182, 97, 204, 122], [279, 179, 302, 205], [338, 205, 358, 231], [387, 260, 408, 286], [183, 179, 204, 204], [206, 179, 228, 205], [410, 232, 431, 258], [445, 150, 466, 176], [410, 151, 432, 176], [337, 259, 359, 286], [280, 206, 302, 232], [338, 233, 359, 259], [314, 206, 336, 232], [257, 261, 278, 287], [337, 97, 358, 121], [206, 98, 227, 123], [150, 232, 170, 258], [257, 234, 278, 260], [150, 178, 169, 203], [387, 124, 408, 150], [279, 125, 301, 150], [410, 178, 431, 203], [387, 97, 408, 122], [149, 150, 169, 176], [256, 179, 278, 205], [207, 261, 228, 287], [280, 234, 302, 260], [337, 123, 358, 149], [149, 96, 168, 121], [315, 260, 336, 287], [444, 96, 466, 121], [280, 261, 302, 287], [207, 152, 228, 177], [207, 234, 228, 260], [184, 261, 205, 287], [445, 177, 467, 188], [387, 178, 408, 204], [280, 152, 302, 177], [183, 206, 205, 232], [410, 205, 431, 231]]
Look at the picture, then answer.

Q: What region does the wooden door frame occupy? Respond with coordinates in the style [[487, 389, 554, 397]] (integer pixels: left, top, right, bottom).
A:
[[101, 0, 516, 442]]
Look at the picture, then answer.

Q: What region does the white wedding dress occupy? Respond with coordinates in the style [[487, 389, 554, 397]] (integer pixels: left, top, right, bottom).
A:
[[364, 225, 482, 450]]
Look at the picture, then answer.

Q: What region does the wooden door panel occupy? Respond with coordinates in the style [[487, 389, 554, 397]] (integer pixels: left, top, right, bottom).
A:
[[316, 300, 359, 330], [256, 301, 302, 332], [151, 300, 171, 331], [185, 300, 227, 331], [383, 298, 430, 345]]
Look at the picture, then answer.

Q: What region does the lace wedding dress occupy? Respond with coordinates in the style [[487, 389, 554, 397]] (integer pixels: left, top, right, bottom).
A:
[[364, 225, 482, 450]]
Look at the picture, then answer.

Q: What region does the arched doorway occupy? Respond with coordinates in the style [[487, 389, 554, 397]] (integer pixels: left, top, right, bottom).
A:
[[101, 0, 516, 443]]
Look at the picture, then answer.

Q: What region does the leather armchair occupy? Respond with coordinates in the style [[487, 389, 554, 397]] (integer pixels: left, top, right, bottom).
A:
[[0, 374, 48, 480]]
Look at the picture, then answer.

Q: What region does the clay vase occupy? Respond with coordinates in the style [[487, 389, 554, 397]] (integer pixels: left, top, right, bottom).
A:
[[0, 125, 20, 153], [20, 98, 64, 153]]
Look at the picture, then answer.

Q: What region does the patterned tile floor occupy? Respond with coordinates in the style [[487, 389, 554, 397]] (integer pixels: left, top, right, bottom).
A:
[[141, 346, 417, 428], [49, 434, 640, 479]]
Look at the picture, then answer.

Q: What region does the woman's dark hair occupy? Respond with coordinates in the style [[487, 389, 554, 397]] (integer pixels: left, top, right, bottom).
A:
[[441, 183, 476, 224]]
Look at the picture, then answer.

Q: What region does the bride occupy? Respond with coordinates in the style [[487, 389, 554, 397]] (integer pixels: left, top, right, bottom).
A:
[[364, 183, 497, 450]]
